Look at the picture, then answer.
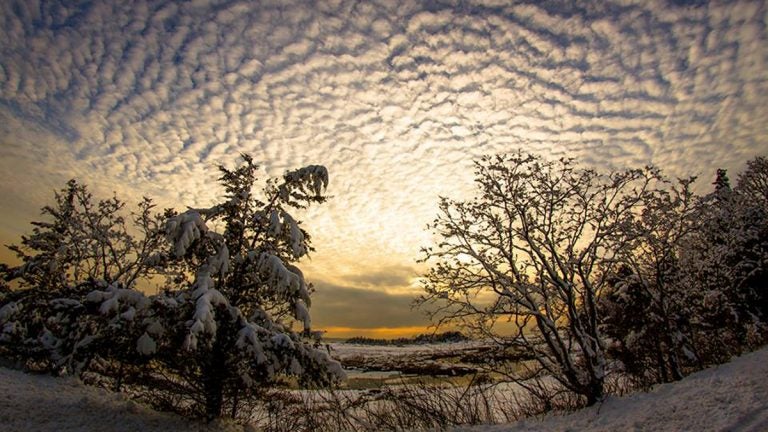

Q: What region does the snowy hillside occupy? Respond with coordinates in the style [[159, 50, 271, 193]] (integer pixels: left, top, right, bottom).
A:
[[1, 346, 767, 431], [0, 368, 241, 432], [453, 346, 768, 432]]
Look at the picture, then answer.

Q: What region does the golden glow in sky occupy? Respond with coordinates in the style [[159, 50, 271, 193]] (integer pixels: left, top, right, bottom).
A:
[[1, 0, 767, 338]]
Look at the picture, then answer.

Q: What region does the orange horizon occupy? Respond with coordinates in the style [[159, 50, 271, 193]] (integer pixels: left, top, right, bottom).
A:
[[318, 325, 432, 339]]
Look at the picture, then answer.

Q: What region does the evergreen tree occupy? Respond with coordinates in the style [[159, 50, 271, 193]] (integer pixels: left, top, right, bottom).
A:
[[0, 156, 344, 421], [713, 168, 731, 194], [128, 155, 344, 420]]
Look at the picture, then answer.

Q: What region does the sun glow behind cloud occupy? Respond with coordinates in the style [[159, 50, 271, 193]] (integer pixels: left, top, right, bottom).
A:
[[1, 0, 767, 337]]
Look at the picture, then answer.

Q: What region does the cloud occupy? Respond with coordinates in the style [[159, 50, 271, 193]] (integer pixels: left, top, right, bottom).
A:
[[311, 282, 428, 329], [339, 265, 420, 290], [1, 0, 767, 329]]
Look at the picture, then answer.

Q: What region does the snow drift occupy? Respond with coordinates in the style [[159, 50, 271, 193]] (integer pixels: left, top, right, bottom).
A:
[[453, 346, 768, 432], [1, 345, 767, 431]]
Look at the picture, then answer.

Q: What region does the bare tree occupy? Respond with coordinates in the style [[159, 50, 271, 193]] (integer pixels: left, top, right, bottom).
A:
[[418, 152, 660, 406]]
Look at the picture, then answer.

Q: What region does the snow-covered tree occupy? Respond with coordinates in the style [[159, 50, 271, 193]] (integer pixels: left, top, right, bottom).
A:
[[599, 177, 699, 384], [116, 155, 344, 420], [418, 152, 662, 406], [0, 181, 165, 374], [600, 162, 768, 384], [4, 180, 165, 290], [678, 165, 768, 362], [737, 156, 768, 210], [0, 156, 344, 421], [734, 156, 768, 318]]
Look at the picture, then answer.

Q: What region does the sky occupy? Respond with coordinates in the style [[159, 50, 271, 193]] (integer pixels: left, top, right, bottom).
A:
[[1, 0, 767, 338]]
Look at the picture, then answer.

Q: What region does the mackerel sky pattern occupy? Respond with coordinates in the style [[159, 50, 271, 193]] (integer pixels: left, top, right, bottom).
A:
[[1, 0, 766, 331]]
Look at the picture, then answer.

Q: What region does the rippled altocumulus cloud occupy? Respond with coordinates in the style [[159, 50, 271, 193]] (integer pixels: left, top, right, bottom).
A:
[[1, 0, 767, 331]]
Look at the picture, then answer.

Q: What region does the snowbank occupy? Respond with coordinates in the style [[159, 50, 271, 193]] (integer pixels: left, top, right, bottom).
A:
[[0, 368, 242, 432], [453, 346, 768, 432], [1, 346, 766, 431]]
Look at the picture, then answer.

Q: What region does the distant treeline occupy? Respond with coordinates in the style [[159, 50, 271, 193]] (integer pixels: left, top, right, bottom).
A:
[[345, 331, 469, 345]]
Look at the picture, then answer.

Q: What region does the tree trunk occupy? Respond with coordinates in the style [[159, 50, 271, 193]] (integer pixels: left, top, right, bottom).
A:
[[231, 388, 239, 419], [669, 350, 683, 381], [203, 337, 227, 422], [655, 338, 669, 383], [584, 378, 604, 406], [114, 361, 124, 392], [203, 365, 224, 421]]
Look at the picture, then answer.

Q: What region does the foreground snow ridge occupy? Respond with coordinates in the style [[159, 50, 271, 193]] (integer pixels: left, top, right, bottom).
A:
[[0, 368, 240, 432], [1, 346, 767, 432], [454, 346, 768, 432]]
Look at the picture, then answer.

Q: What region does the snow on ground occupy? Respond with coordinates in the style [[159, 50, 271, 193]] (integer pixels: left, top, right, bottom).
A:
[[453, 346, 768, 432], [0, 368, 242, 432], [1, 345, 766, 431]]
